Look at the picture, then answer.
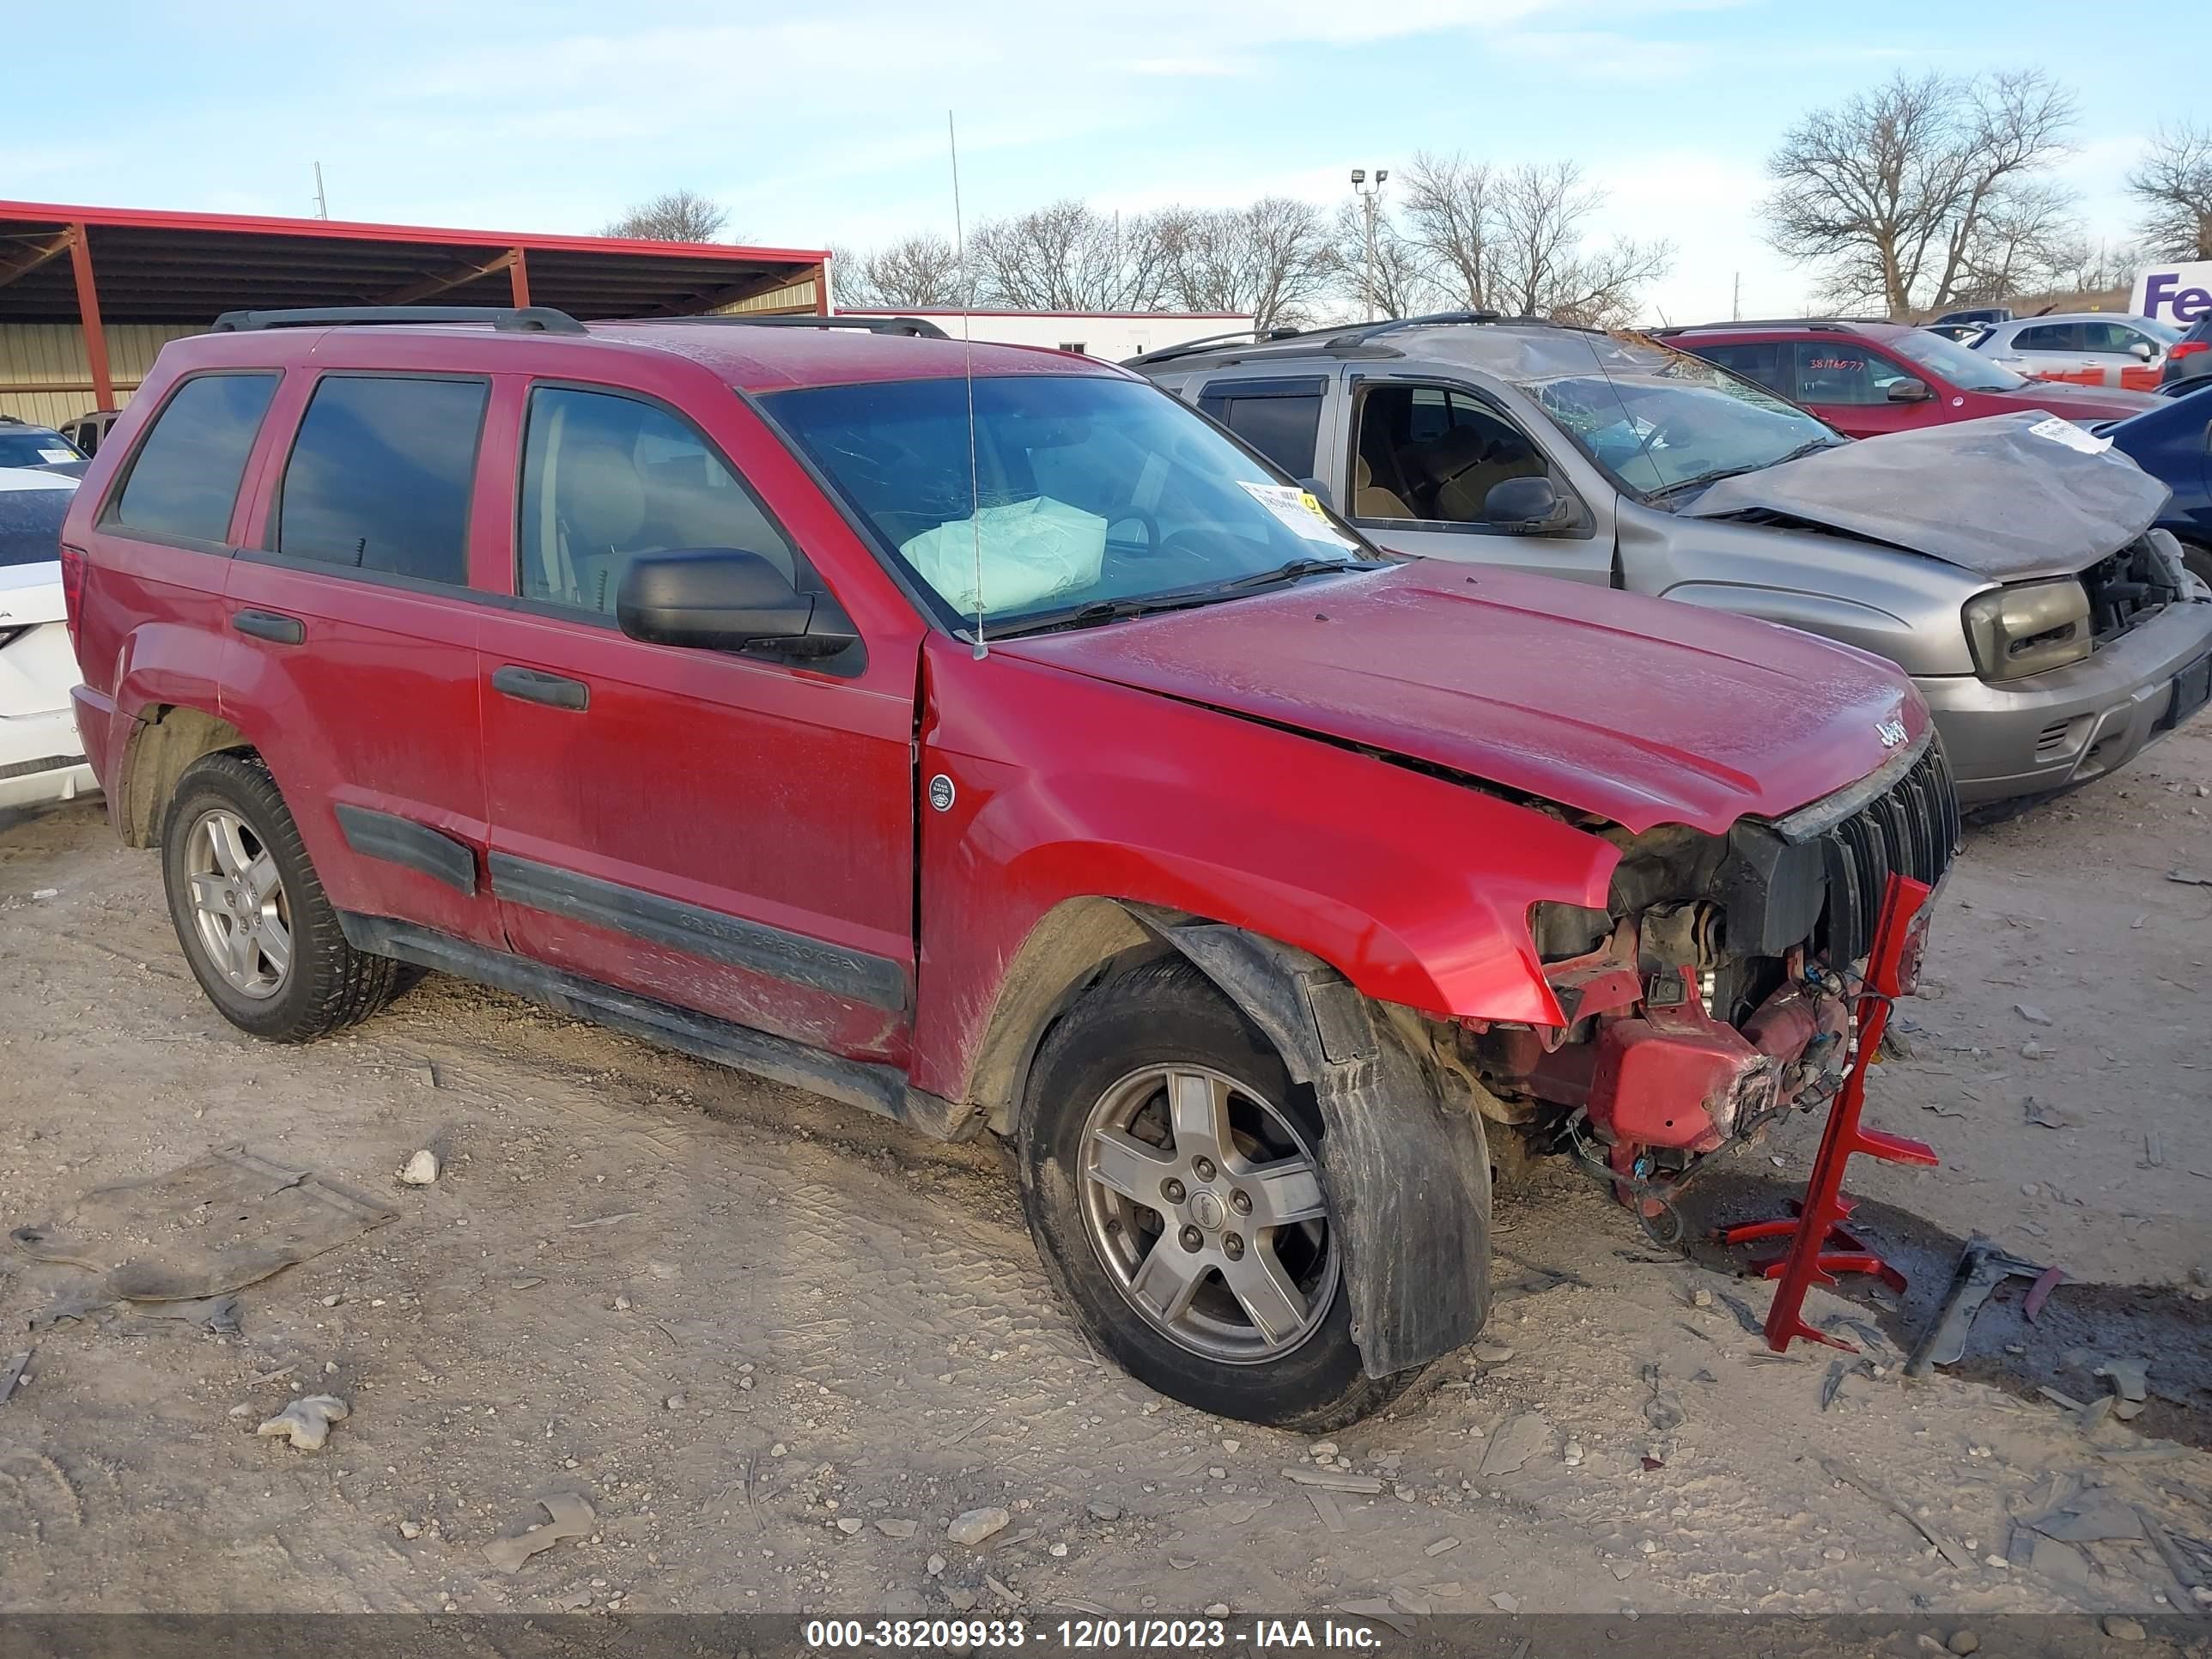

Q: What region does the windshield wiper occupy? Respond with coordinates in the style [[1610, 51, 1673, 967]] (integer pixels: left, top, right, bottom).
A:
[[1649, 437, 1843, 501], [985, 559, 1372, 640], [1206, 556, 1373, 593]]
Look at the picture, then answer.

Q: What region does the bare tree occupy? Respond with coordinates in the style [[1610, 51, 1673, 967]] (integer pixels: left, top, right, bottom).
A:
[[1952, 179, 2083, 301], [1489, 162, 1672, 327], [833, 232, 965, 308], [1159, 198, 1333, 330], [1762, 69, 2078, 317], [966, 200, 1176, 311], [604, 189, 733, 243], [2130, 122, 2212, 262], [1397, 151, 1500, 309], [1325, 202, 1441, 321]]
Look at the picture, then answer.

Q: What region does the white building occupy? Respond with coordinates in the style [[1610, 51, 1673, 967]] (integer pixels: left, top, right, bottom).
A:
[[835, 308, 1254, 362]]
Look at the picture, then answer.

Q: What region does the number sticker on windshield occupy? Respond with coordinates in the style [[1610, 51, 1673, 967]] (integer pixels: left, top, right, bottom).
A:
[[1237, 482, 1358, 549], [2027, 416, 2112, 455]]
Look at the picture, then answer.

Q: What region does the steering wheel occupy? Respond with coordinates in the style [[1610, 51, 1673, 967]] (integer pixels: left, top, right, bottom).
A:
[[1105, 508, 1167, 557]]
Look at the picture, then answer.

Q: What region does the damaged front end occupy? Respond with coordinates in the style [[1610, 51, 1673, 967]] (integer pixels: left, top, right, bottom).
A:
[[1462, 732, 1958, 1237]]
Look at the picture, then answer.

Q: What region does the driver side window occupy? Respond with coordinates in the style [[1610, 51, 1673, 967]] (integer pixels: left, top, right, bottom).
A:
[[1352, 384, 1555, 529], [518, 386, 797, 617]]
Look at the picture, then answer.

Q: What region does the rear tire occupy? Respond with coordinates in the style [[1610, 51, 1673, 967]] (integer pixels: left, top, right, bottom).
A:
[[161, 753, 401, 1042], [1017, 957, 1424, 1430]]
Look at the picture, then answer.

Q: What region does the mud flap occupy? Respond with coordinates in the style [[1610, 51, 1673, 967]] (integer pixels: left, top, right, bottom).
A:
[[1157, 921, 1491, 1377]]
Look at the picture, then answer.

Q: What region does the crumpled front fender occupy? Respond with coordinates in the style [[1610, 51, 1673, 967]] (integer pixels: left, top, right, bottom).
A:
[[1152, 918, 1491, 1378]]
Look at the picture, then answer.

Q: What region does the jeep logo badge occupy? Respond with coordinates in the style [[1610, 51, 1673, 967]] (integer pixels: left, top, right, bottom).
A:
[[1876, 717, 1908, 749], [927, 774, 956, 812]]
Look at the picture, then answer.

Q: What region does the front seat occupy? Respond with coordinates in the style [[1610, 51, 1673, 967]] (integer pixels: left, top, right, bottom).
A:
[[550, 440, 648, 612], [1354, 455, 1414, 520], [1409, 424, 1540, 525]]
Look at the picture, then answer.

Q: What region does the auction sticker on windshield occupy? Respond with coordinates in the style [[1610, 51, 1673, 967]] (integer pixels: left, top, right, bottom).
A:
[[1237, 481, 1358, 549], [2027, 416, 2112, 455]]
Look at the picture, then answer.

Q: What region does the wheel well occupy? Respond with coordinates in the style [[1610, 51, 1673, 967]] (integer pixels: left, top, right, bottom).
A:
[[964, 897, 1168, 1136], [119, 705, 257, 848]]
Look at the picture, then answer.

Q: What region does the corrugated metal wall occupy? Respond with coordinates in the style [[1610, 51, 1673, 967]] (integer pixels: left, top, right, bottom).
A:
[[0, 323, 202, 427], [1, 283, 816, 429]]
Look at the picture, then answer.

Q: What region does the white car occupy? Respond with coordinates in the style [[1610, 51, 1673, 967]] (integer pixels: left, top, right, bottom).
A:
[[0, 468, 96, 811], [1972, 313, 2183, 392]]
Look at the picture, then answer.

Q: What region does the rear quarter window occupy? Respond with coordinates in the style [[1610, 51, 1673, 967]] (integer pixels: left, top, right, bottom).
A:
[[108, 373, 280, 544]]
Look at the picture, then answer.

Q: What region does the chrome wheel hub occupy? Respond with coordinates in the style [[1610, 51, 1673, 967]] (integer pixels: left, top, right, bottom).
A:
[[1077, 1063, 1337, 1364], [183, 808, 292, 1000]]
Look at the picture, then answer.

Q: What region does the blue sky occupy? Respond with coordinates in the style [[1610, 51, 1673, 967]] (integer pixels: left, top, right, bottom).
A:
[[7, 0, 2205, 321]]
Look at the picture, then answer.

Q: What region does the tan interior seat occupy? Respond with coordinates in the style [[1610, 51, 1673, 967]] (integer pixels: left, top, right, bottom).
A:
[[1354, 455, 1414, 520]]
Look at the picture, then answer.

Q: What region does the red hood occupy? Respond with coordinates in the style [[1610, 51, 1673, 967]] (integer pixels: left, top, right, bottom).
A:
[[1997, 380, 2162, 417], [996, 562, 1928, 835]]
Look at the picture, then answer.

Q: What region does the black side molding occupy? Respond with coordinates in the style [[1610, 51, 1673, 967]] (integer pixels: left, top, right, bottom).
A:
[[488, 852, 907, 1012], [335, 913, 975, 1139], [333, 805, 478, 896]]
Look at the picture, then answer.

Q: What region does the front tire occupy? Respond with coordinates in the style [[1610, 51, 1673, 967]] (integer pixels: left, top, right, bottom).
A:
[[161, 752, 401, 1042], [1017, 957, 1421, 1429]]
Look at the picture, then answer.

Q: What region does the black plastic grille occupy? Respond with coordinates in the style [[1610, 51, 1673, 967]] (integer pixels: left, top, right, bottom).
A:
[[1817, 741, 1959, 963]]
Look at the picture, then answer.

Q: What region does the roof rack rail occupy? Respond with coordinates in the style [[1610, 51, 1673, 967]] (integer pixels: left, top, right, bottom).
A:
[[617, 313, 951, 339], [211, 305, 587, 335], [1121, 325, 1310, 368], [1323, 309, 1510, 347], [1655, 317, 1891, 333]]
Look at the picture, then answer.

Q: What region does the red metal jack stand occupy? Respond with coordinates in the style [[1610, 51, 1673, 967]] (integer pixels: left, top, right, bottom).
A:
[[1720, 874, 1939, 1354]]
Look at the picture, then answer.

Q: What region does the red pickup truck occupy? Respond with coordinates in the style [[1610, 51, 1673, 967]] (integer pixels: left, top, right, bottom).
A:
[[62, 307, 1954, 1427]]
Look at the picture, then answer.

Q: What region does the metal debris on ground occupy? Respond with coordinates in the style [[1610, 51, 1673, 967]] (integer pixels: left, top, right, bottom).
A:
[[255, 1394, 349, 1451], [0, 1347, 28, 1405], [1282, 1468, 1385, 1494], [482, 1492, 595, 1572], [1904, 1237, 2056, 1376]]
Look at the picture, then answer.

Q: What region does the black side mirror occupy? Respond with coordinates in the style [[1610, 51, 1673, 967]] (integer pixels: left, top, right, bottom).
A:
[[617, 550, 858, 659], [1483, 475, 1573, 534], [1886, 376, 1933, 403]]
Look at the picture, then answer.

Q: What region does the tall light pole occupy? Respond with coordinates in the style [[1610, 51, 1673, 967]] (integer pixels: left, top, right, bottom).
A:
[[1351, 167, 1389, 322]]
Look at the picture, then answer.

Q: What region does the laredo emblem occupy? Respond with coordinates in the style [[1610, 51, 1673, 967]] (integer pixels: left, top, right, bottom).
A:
[[1876, 716, 1909, 750]]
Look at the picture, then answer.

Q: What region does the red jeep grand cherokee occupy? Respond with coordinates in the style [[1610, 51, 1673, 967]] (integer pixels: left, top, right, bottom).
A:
[[62, 306, 1955, 1427], [1657, 319, 2158, 438]]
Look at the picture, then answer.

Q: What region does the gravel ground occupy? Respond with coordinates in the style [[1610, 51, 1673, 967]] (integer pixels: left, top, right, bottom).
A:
[[0, 720, 2205, 1621]]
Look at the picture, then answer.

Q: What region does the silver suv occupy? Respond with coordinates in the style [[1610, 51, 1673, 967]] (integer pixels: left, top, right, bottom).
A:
[[1132, 314, 2212, 811]]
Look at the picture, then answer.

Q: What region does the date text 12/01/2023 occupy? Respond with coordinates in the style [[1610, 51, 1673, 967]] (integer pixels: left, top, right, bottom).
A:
[[801, 1617, 1387, 1649]]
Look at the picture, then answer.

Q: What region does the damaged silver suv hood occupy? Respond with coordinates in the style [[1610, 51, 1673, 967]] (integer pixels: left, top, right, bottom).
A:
[[1680, 410, 2170, 580]]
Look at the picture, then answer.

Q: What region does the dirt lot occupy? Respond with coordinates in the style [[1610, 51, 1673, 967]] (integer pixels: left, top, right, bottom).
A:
[[0, 724, 2207, 1625]]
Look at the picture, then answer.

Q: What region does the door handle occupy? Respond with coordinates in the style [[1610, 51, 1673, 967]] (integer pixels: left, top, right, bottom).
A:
[[232, 609, 305, 645], [492, 664, 589, 712]]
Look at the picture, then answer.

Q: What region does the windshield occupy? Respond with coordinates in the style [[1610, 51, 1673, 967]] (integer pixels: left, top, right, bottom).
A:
[[764, 374, 1373, 633], [2139, 316, 2184, 346], [1887, 328, 2028, 391], [0, 482, 74, 568], [1518, 348, 1844, 496], [0, 428, 85, 468]]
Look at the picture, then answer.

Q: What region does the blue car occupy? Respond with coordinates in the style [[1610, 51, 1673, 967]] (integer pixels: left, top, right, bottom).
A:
[[2104, 384, 2212, 586]]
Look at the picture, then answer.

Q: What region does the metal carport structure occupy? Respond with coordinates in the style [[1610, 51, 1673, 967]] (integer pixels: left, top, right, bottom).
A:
[[0, 200, 829, 423]]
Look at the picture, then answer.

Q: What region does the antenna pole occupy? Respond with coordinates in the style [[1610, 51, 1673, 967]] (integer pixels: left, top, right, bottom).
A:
[[949, 111, 987, 660], [313, 162, 329, 220]]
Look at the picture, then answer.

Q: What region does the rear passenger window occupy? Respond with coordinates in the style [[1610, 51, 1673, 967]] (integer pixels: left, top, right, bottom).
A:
[[1700, 342, 1791, 396], [518, 386, 797, 617], [276, 376, 488, 586], [1198, 379, 1326, 479], [2012, 323, 2080, 353], [110, 373, 279, 544]]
